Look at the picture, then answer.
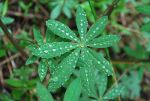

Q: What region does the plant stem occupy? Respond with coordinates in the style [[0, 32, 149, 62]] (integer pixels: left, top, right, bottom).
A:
[[103, 0, 121, 18], [0, 19, 28, 59], [88, 0, 97, 21], [88, 0, 121, 101]]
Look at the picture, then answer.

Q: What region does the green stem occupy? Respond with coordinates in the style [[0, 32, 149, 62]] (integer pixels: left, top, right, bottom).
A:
[[0, 19, 28, 59], [87, 0, 121, 101], [103, 0, 121, 17], [88, 0, 97, 22]]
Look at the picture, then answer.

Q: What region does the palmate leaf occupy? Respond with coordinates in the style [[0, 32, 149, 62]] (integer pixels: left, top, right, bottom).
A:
[[38, 59, 48, 81], [76, 6, 88, 40], [88, 35, 121, 48], [64, 78, 81, 101], [96, 73, 108, 97], [85, 16, 108, 42], [32, 42, 78, 59], [103, 84, 124, 100], [136, 5, 150, 15], [46, 20, 79, 42], [36, 82, 54, 101], [33, 27, 44, 46], [48, 48, 80, 92], [25, 55, 38, 65], [80, 63, 97, 98]]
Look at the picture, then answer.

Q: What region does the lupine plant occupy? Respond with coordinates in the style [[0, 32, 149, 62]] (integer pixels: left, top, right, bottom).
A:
[[26, 6, 124, 101]]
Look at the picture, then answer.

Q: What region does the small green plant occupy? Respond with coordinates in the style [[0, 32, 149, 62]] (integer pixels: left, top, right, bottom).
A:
[[2, 67, 36, 101], [136, 5, 150, 51], [27, 6, 123, 101], [121, 69, 144, 100], [50, 0, 77, 19], [0, 17, 14, 35]]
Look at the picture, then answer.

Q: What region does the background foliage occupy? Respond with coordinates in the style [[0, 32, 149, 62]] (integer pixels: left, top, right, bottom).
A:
[[0, 0, 150, 101]]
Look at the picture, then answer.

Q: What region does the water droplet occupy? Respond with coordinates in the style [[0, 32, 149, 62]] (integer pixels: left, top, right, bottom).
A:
[[66, 33, 69, 36], [70, 45, 73, 48], [52, 49, 56, 52], [51, 77, 58, 82], [93, 43, 97, 46], [96, 27, 99, 30], [102, 65, 105, 69], [48, 44, 52, 47], [44, 50, 48, 53], [98, 61, 101, 64], [70, 36, 73, 38], [74, 38, 78, 41]]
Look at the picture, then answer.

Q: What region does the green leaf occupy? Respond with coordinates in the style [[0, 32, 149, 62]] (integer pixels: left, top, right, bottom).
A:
[[88, 35, 121, 48], [124, 44, 149, 59], [1, 17, 14, 24], [48, 48, 80, 92], [76, 6, 88, 40], [26, 55, 38, 65], [0, 94, 13, 101], [136, 5, 150, 15], [121, 70, 143, 99], [81, 48, 113, 76], [90, 49, 113, 76], [85, 16, 108, 42], [96, 73, 108, 97], [36, 82, 54, 101], [38, 60, 48, 81], [48, 60, 57, 74], [0, 49, 6, 57], [32, 42, 78, 59], [2, 0, 8, 16], [103, 84, 124, 100], [63, 6, 72, 18], [5, 79, 25, 87], [64, 78, 81, 101], [33, 27, 43, 45], [50, 5, 61, 19], [26, 44, 37, 52], [0, 28, 3, 35], [141, 22, 150, 32], [79, 57, 96, 97], [45, 29, 56, 43], [0, 3, 3, 13], [46, 20, 79, 41]]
